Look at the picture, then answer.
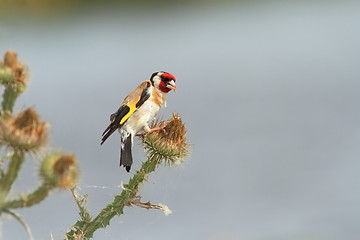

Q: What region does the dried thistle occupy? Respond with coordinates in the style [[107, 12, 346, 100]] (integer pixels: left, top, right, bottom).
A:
[[40, 152, 79, 188], [0, 108, 48, 152], [142, 113, 190, 166], [1, 51, 28, 90], [0, 51, 28, 113]]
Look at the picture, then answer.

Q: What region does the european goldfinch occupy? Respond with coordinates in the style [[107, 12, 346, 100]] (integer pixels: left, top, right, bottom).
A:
[[101, 71, 177, 172]]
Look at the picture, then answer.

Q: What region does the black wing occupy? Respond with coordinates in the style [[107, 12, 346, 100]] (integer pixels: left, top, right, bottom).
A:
[[101, 83, 151, 145]]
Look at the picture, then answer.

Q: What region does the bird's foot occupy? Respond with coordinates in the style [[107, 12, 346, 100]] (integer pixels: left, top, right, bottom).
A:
[[135, 121, 170, 137], [150, 120, 171, 135], [149, 126, 166, 134], [135, 128, 163, 137]]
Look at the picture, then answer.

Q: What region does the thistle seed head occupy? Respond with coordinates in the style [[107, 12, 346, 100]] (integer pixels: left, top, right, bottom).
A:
[[40, 152, 79, 188], [143, 113, 190, 166], [1, 51, 28, 89], [0, 108, 48, 152]]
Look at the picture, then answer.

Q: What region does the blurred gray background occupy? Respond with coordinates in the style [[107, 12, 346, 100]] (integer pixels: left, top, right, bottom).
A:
[[1, 0, 360, 239]]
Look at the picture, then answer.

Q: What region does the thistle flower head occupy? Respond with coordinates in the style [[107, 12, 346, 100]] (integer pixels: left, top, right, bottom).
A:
[[142, 113, 190, 166], [0, 51, 28, 90], [4, 51, 18, 69], [0, 108, 48, 152], [40, 152, 79, 188]]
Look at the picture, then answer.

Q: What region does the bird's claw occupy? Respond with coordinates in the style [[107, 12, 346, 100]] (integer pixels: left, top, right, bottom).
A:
[[148, 121, 170, 135], [136, 121, 170, 137]]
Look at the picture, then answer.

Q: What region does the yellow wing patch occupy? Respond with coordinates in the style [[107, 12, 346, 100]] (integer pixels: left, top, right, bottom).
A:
[[120, 96, 141, 125]]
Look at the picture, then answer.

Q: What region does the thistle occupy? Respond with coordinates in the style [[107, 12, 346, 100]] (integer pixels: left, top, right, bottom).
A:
[[0, 152, 79, 212], [65, 113, 190, 239], [40, 152, 79, 188], [2, 51, 27, 86], [0, 50, 192, 239], [0, 108, 48, 153], [0, 51, 28, 113], [0, 51, 79, 240], [143, 112, 190, 166]]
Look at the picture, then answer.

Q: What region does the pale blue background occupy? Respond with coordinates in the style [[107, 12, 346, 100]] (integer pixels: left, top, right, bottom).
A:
[[1, 1, 360, 239]]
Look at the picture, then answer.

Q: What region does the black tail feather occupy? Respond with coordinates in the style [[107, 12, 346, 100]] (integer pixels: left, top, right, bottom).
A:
[[101, 124, 118, 145], [101, 110, 124, 145], [120, 133, 133, 172]]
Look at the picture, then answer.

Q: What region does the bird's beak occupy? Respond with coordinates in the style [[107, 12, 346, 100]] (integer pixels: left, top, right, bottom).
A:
[[166, 80, 177, 92]]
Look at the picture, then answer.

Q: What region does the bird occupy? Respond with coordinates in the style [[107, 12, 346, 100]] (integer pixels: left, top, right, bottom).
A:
[[101, 71, 177, 172]]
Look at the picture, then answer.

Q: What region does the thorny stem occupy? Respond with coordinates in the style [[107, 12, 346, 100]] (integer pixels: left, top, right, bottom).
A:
[[70, 187, 91, 223], [65, 154, 158, 240], [2, 86, 21, 113], [0, 151, 24, 205], [0, 55, 24, 114], [0, 183, 52, 210], [66, 113, 189, 239]]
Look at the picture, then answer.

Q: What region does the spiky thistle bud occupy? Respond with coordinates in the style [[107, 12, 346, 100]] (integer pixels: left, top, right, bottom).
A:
[[0, 108, 48, 152], [2, 51, 27, 88], [142, 113, 190, 166], [0, 51, 28, 113], [39, 152, 79, 188]]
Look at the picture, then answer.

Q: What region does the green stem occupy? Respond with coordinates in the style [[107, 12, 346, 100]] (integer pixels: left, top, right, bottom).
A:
[[2, 86, 21, 113], [0, 151, 24, 204], [0, 66, 19, 114], [0, 183, 52, 210], [65, 154, 159, 240], [70, 188, 91, 223]]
